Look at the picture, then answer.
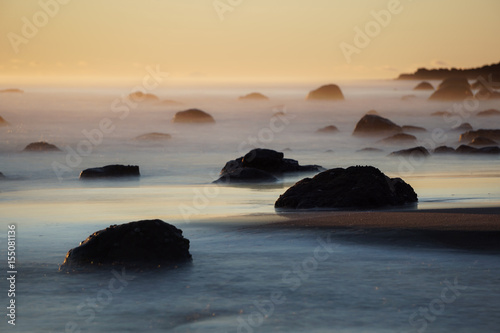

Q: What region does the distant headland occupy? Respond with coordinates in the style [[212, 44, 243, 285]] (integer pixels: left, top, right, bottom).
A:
[[397, 61, 500, 81]]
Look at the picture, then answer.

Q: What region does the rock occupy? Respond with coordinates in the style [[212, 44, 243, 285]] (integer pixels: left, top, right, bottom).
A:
[[413, 81, 434, 90], [456, 145, 500, 154], [459, 129, 500, 142], [23, 141, 61, 152], [173, 109, 215, 124], [59, 219, 191, 270], [431, 111, 452, 117], [477, 109, 500, 117], [366, 110, 380, 115], [475, 88, 500, 100], [0, 116, 9, 126], [388, 146, 430, 158], [380, 133, 417, 144], [215, 148, 324, 184], [0, 88, 23, 94], [316, 125, 339, 133], [134, 132, 172, 141], [80, 165, 140, 179], [402, 125, 427, 133], [429, 77, 473, 101], [357, 147, 383, 153], [128, 91, 159, 102], [306, 84, 344, 101], [214, 167, 278, 184], [471, 80, 487, 90], [433, 146, 456, 154], [238, 92, 269, 101], [469, 137, 497, 146], [274, 166, 417, 210], [0, 172, 5, 179], [352, 114, 402, 136], [160, 99, 183, 106], [452, 123, 473, 132]]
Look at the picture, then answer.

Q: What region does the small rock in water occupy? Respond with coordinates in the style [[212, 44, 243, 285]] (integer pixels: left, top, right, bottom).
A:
[[23, 141, 61, 152], [80, 165, 140, 179]]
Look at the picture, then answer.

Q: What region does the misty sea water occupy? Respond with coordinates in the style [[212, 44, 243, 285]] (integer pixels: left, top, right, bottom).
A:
[[0, 81, 500, 332]]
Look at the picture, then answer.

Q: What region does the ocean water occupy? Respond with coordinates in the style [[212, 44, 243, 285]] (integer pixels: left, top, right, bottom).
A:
[[0, 80, 500, 332]]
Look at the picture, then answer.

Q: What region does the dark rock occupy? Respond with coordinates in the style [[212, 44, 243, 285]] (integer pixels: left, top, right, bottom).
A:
[[431, 111, 452, 117], [459, 129, 500, 142], [469, 137, 497, 146], [0, 88, 23, 94], [477, 109, 500, 117], [128, 91, 159, 102], [173, 109, 215, 123], [475, 88, 500, 100], [238, 92, 269, 101], [352, 114, 402, 136], [214, 167, 278, 184], [23, 141, 61, 152], [357, 147, 383, 153], [80, 165, 140, 179], [380, 133, 417, 144], [388, 146, 430, 158], [413, 82, 434, 90], [429, 78, 473, 101], [433, 146, 456, 154], [456, 145, 500, 154], [59, 219, 191, 270], [452, 123, 473, 132], [0, 172, 5, 179], [402, 125, 427, 133], [215, 148, 324, 184], [316, 125, 339, 133], [306, 84, 344, 101], [0, 116, 9, 126], [134, 132, 172, 141], [274, 166, 417, 210]]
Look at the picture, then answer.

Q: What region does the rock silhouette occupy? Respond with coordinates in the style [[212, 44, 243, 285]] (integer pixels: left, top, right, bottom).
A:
[[469, 137, 497, 146], [0, 116, 9, 126], [128, 91, 159, 102], [402, 125, 427, 133], [23, 142, 61, 152], [80, 165, 140, 179], [134, 132, 172, 141], [274, 166, 417, 209], [238, 92, 269, 101], [0, 88, 23, 94], [306, 84, 344, 101], [413, 82, 434, 90], [316, 125, 339, 133], [477, 109, 500, 117], [429, 77, 473, 101], [353, 114, 402, 136], [380, 133, 417, 144], [389, 146, 430, 157], [173, 109, 215, 123], [59, 219, 191, 270], [459, 129, 500, 143]]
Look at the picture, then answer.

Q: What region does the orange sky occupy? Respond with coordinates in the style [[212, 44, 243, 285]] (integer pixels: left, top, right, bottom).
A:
[[1, 0, 499, 85]]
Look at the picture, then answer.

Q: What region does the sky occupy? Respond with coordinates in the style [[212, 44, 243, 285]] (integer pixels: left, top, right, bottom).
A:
[[0, 0, 499, 86]]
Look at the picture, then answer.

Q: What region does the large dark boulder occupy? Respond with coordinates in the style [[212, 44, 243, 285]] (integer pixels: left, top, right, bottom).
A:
[[459, 129, 500, 142], [452, 123, 473, 132], [413, 81, 434, 91], [388, 146, 430, 158], [80, 165, 140, 179], [59, 219, 191, 270], [306, 84, 344, 101], [173, 109, 215, 123], [353, 114, 402, 136], [275, 166, 417, 209], [433, 146, 456, 154], [23, 141, 61, 152], [215, 148, 324, 184], [429, 77, 473, 101], [238, 92, 269, 101]]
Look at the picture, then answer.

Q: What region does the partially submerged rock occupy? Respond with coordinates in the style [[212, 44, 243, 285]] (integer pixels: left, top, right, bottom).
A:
[[357, 147, 383, 153], [316, 125, 339, 133], [80, 165, 140, 179], [388, 146, 430, 158], [274, 166, 417, 209], [402, 125, 427, 133], [380, 133, 417, 144], [352, 114, 402, 136], [128, 91, 159, 102], [59, 219, 191, 270], [306, 84, 344, 101], [433, 146, 456, 154], [238, 92, 269, 101], [0, 172, 5, 179], [0, 116, 9, 126], [172, 109, 215, 124], [413, 81, 434, 91], [477, 109, 500, 117], [469, 137, 497, 146], [452, 123, 473, 132], [134, 132, 172, 141], [431, 111, 452, 117], [429, 78, 473, 101], [456, 145, 500, 155], [215, 148, 323, 184], [459, 129, 500, 142], [0, 88, 23, 94], [23, 141, 61, 152]]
